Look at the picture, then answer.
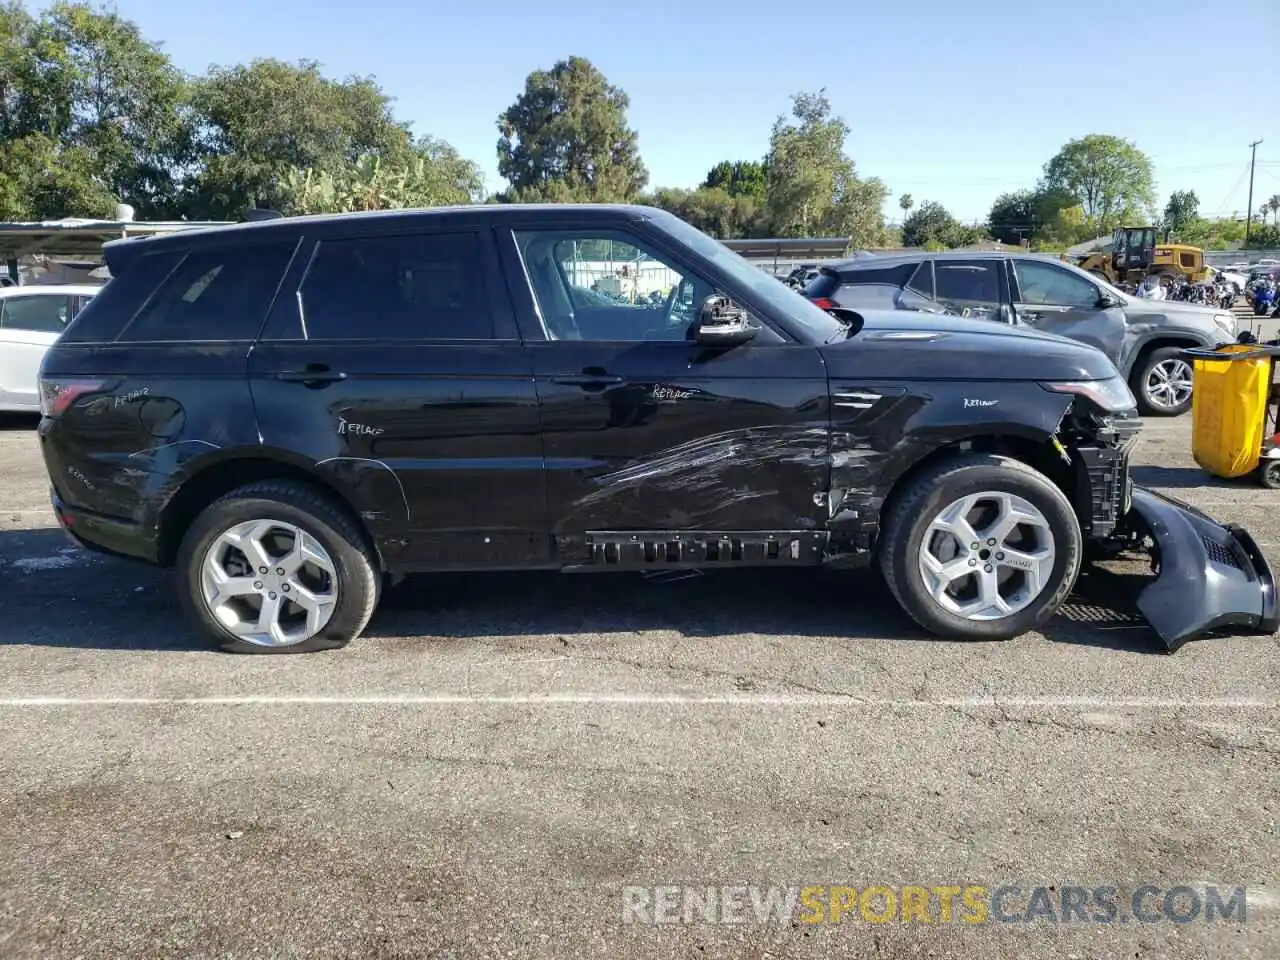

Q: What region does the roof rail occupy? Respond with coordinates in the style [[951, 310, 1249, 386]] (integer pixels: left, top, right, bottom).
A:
[[243, 208, 284, 222]]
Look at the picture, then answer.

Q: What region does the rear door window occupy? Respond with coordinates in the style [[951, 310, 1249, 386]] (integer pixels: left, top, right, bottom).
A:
[[298, 231, 496, 341], [118, 242, 297, 342], [0, 294, 71, 333], [934, 261, 1002, 305]]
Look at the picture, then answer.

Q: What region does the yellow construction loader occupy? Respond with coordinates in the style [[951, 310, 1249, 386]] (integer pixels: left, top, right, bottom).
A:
[[1076, 226, 1211, 287]]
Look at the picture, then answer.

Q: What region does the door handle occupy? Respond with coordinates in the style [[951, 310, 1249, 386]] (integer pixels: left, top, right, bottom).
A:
[[276, 365, 348, 386]]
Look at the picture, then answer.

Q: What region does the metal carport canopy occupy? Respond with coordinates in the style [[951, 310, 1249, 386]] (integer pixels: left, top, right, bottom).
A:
[[0, 218, 232, 263]]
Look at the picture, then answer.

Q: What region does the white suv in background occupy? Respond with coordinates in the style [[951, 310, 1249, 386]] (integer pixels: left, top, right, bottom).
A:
[[0, 284, 99, 412]]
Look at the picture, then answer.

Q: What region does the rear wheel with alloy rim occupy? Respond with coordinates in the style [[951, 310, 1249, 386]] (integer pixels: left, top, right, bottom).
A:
[[1134, 346, 1194, 416], [879, 453, 1083, 640], [177, 480, 380, 653]]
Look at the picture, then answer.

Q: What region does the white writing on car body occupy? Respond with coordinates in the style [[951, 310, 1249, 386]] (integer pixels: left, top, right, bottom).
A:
[[338, 417, 385, 437]]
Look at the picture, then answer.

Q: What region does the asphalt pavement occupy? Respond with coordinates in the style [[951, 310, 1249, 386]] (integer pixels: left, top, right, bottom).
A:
[[1, 408, 1277, 960]]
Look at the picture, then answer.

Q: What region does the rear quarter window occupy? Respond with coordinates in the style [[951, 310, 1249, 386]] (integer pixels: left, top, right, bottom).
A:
[[117, 242, 298, 343], [58, 251, 183, 343], [837, 263, 918, 288], [833, 283, 903, 309]]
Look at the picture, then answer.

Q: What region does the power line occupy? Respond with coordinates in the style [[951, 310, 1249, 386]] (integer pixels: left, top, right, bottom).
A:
[[1212, 163, 1251, 217]]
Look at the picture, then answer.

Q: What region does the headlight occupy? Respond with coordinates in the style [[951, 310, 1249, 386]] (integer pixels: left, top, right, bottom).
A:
[[1214, 313, 1237, 338], [1041, 376, 1137, 412]]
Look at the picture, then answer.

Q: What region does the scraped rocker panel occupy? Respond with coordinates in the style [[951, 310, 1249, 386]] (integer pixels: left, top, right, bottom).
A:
[[565, 530, 827, 570]]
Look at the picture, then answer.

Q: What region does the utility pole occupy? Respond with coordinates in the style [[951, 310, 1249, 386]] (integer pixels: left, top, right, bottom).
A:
[[1245, 139, 1263, 247]]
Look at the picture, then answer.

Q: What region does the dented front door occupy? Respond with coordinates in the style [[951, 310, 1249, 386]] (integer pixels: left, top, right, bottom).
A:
[[1009, 258, 1129, 365], [500, 223, 829, 558], [528, 338, 831, 553]]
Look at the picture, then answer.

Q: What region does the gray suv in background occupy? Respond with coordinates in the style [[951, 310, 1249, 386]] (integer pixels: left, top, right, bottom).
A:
[[804, 251, 1238, 416]]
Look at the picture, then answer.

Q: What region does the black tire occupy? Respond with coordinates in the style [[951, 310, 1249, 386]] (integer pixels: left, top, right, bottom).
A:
[[1259, 460, 1280, 489], [175, 480, 380, 654], [878, 453, 1083, 640], [1131, 345, 1193, 417]]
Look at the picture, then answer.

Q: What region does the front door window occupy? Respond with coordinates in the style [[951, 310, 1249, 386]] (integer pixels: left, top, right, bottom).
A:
[[514, 231, 714, 342], [1012, 261, 1099, 308]]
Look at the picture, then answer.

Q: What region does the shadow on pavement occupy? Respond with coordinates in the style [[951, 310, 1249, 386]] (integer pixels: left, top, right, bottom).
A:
[[1042, 565, 1167, 654], [0, 527, 1175, 655], [1131, 464, 1239, 490], [0, 413, 40, 432]]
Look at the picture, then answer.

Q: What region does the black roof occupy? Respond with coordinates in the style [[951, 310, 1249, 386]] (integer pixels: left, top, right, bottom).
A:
[[104, 203, 670, 257]]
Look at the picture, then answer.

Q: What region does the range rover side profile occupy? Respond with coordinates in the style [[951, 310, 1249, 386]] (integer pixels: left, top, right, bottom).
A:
[[37, 205, 1277, 654]]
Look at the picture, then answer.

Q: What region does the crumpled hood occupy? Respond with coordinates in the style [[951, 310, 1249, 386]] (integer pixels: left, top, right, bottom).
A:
[[821, 311, 1119, 381]]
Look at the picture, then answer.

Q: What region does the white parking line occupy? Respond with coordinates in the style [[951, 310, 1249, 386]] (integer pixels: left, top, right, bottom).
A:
[[0, 695, 1275, 708]]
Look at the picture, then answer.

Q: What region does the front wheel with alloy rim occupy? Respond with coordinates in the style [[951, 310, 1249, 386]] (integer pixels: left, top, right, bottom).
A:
[[1133, 346, 1194, 416], [176, 480, 380, 653], [878, 453, 1083, 640]]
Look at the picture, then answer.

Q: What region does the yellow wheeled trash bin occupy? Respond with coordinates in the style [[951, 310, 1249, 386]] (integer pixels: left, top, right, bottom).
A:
[[1182, 344, 1280, 487]]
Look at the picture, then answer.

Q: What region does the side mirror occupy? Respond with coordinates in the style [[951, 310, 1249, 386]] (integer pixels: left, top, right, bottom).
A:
[[1097, 293, 1122, 309], [694, 294, 757, 348]]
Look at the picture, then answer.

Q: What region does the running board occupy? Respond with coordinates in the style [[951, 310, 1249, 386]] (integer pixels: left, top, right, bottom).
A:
[[565, 530, 827, 570]]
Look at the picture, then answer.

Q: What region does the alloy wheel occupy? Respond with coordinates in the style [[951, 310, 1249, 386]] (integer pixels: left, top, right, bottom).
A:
[[200, 519, 338, 647], [1145, 358, 1193, 411], [917, 491, 1057, 621]]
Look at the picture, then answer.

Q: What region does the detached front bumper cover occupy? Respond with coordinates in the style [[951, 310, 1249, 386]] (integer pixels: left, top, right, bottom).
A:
[[1128, 486, 1279, 651]]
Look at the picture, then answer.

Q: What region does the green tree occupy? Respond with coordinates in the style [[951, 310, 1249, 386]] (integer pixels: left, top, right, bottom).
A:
[[646, 185, 763, 238], [1249, 223, 1280, 249], [0, 132, 116, 220], [1041, 134, 1156, 230], [762, 90, 887, 245], [1162, 189, 1199, 237], [702, 160, 766, 201], [898, 193, 913, 216], [496, 56, 647, 203], [186, 58, 423, 218], [987, 190, 1037, 245], [1179, 216, 1246, 250], [279, 142, 482, 216], [0, 0, 193, 218], [902, 200, 963, 247]]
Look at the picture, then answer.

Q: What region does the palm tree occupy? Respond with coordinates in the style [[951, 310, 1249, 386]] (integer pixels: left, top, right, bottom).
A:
[[899, 194, 914, 217], [1269, 195, 1280, 225]]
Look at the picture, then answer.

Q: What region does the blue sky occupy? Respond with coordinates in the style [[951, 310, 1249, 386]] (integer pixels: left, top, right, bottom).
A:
[[97, 0, 1279, 222]]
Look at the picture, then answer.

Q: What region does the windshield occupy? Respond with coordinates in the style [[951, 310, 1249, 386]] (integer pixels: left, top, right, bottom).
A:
[[650, 211, 846, 343]]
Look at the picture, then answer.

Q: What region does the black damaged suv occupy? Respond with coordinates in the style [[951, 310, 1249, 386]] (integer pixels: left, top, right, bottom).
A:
[[37, 204, 1277, 653]]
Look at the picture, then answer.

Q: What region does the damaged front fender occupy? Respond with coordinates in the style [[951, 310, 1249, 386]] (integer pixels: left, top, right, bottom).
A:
[[1126, 486, 1279, 651]]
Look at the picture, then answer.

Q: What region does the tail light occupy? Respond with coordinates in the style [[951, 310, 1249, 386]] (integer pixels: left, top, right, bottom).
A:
[[811, 296, 836, 310], [40, 378, 108, 417]]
